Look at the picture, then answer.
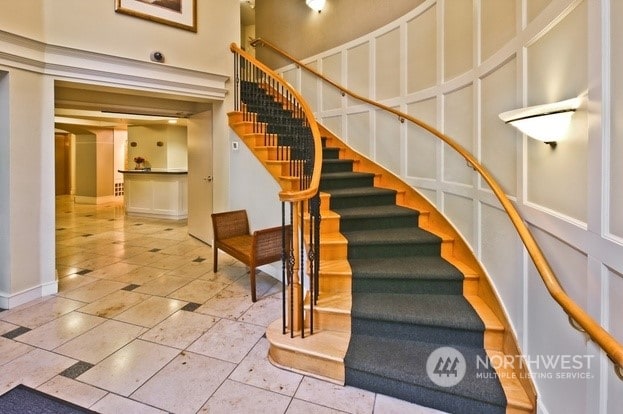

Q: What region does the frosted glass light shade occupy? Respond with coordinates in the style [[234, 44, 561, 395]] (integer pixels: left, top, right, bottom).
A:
[[499, 98, 580, 143], [306, 0, 326, 12]]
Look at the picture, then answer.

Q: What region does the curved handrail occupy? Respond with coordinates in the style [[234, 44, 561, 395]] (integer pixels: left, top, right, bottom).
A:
[[230, 43, 323, 203], [250, 37, 623, 376]]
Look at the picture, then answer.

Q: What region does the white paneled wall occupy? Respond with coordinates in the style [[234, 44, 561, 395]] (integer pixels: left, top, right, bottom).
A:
[[275, 0, 623, 412]]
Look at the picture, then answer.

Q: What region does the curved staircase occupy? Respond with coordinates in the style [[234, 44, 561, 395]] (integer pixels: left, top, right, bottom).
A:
[[228, 85, 536, 413]]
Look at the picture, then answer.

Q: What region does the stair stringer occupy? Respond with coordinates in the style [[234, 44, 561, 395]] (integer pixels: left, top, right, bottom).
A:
[[318, 125, 537, 412]]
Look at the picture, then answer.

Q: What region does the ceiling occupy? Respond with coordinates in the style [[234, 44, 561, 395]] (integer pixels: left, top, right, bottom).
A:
[[54, 81, 213, 131]]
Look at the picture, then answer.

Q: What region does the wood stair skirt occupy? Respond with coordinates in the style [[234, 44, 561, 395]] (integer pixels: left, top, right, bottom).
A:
[[228, 110, 536, 413]]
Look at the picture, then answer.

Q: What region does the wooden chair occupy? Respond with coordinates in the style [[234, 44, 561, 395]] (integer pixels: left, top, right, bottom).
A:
[[211, 209, 289, 302]]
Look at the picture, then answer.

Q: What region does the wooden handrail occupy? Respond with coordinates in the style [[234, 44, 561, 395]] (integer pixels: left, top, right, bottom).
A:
[[250, 37, 623, 376], [230, 42, 323, 203]]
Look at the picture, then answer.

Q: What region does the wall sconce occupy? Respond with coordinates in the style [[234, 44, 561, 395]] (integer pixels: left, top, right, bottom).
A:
[[498, 97, 581, 148], [306, 0, 326, 12]]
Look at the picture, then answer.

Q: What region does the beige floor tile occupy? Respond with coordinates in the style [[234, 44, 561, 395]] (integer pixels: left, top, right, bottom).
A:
[[86, 261, 140, 279], [78, 290, 149, 318], [60, 279, 128, 303], [187, 319, 265, 363], [112, 266, 168, 284], [140, 310, 218, 349], [37, 376, 108, 409], [195, 288, 254, 319], [90, 393, 167, 414], [55, 320, 146, 364], [294, 377, 376, 414], [148, 254, 194, 270], [0, 337, 35, 366], [73, 254, 122, 270], [56, 265, 84, 278], [58, 273, 99, 292], [238, 294, 283, 327], [168, 279, 227, 303], [373, 394, 449, 414], [113, 296, 187, 328], [16, 311, 105, 350], [0, 320, 18, 335], [199, 379, 291, 414], [121, 251, 161, 265], [77, 339, 179, 396], [229, 338, 303, 396], [134, 275, 191, 296], [286, 399, 347, 414], [165, 261, 213, 279], [0, 348, 76, 394], [0, 296, 86, 328], [131, 352, 236, 414]]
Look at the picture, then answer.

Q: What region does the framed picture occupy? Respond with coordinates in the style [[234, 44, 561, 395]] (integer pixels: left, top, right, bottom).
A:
[[115, 0, 197, 32]]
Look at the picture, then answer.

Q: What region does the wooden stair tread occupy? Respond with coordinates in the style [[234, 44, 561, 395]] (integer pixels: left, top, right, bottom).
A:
[[311, 292, 351, 313], [319, 259, 351, 274], [266, 318, 349, 362]]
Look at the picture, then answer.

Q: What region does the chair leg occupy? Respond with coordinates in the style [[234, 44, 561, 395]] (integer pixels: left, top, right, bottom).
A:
[[213, 246, 218, 273], [250, 266, 257, 302]]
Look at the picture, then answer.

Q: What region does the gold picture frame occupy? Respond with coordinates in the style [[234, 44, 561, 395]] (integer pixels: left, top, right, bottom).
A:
[[115, 0, 197, 32]]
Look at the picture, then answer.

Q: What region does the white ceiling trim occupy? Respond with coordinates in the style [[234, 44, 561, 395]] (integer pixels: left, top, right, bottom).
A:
[[0, 29, 229, 101]]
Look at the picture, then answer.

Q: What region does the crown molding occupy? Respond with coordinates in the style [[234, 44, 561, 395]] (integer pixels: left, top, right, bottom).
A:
[[0, 30, 229, 101]]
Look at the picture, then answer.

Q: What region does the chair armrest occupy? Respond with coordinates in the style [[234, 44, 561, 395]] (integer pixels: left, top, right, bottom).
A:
[[252, 225, 291, 264]]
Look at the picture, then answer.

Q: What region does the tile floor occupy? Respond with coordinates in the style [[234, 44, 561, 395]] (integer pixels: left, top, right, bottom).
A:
[[0, 196, 443, 414]]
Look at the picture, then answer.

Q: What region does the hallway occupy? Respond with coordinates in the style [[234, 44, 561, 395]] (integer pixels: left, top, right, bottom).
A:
[[0, 196, 441, 413]]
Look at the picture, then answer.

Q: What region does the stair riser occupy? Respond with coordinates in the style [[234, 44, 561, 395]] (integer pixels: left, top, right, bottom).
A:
[[269, 345, 345, 383], [338, 215, 419, 232], [307, 310, 350, 332], [346, 243, 441, 259], [351, 318, 484, 349], [320, 176, 374, 190], [323, 161, 355, 173], [352, 278, 463, 295], [318, 274, 351, 292], [329, 194, 397, 209], [323, 148, 340, 160], [320, 244, 348, 261]]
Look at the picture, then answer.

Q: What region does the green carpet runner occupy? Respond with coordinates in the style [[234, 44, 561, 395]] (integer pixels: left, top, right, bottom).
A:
[[320, 143, 507, 414]]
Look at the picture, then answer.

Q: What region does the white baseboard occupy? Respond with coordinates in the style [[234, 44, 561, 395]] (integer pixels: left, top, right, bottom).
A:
[[0, 280, 58, 309]]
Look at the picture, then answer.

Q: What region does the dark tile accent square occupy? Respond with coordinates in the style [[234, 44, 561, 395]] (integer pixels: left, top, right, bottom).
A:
[[60, 361, 94, 379], [122, 284, 141, 291], [56, 228, 66, 231], [164, 228, 173, 231], [84, 214, 93, 217], [82, 234, 94, 238], [192, 257, 206, 263], [134, 223, 143, 226], [181, 302, 202, 312], [2, 326, 31, 339], [108, 219, 116, 222], [148, 248, 161, 253], [76, 269, 93, 275]]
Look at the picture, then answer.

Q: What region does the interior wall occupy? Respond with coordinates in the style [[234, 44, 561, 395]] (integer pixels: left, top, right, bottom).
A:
[[255, 0, 426, 68], [272, 0, 623, 412], [127, 125, 188, 170]]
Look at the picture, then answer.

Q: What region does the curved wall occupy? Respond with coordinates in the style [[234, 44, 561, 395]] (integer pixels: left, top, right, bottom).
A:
[[273, 0, 623, 412]]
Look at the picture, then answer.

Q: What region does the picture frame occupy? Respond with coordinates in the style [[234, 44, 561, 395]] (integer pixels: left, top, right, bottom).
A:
[[115, 0, 197, 32]]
